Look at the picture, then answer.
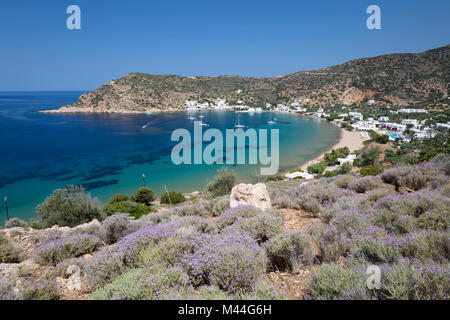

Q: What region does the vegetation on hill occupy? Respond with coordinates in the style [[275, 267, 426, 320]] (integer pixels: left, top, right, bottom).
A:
[[53, 45, 449, 113]]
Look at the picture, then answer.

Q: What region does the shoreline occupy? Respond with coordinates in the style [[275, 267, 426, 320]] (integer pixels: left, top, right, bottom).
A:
[[290, 120, 367, 173]]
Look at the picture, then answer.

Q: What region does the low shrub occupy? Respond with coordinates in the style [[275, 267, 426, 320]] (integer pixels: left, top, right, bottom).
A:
[[5, 218, 28, 228], [216, 205, 263, 229], [21, 279, 60, 300], [0, 231, 21, 263], [348, 176, 382, 193], [160, 191, 185, 205], [265, 232, 314, 272], [35, 234, 102, 265], [103, 201, 154, 219], [378, 260, 450, 300], [333, 175, 356, 189], [108, 194, 129, 204], [309, 263, 366, 300], [89, 266, 189, 300], [223, 213, 284, 244], [206, 168, 238, 197], [307, 161, 327, 174], [184, 233, 267, 293], [101, 213, 131, 244], [265, 175, 285, 183], [360, 165, 384, 177], [0, 277, 22, 300]]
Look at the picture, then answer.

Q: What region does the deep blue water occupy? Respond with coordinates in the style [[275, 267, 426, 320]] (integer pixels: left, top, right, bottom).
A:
[[0, 92, 340, 223]]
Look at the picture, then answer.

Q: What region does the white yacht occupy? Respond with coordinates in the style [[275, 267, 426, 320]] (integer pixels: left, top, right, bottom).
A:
[[235, 114, 246, 128]]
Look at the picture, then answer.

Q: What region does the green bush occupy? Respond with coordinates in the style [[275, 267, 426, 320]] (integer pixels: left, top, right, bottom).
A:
[[206, 168, 238, 197], [131, 187, 155, 206], [265, 232, 314, 273], [360, 165, 384, 176], [36, 185, 104, 228], [265, 174, 285, 182], [108, 194, 129, 204], [160, 191, 185, 205], [103, 201, 154, 219], [307, 161, 327, 174], [0, 231, 21, 263]]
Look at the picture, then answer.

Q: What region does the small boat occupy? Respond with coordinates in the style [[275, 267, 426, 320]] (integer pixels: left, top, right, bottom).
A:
[[142, 122, 151, 129], [145, 111, 152, 116], [199, 115, 205, 118], [267, 120, 276, 124], [235, 114, 246, 128], [188, 116, 195, 120]]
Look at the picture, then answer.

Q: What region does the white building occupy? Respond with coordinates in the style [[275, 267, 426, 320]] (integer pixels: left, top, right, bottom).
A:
[[401, 119, 419, 128], [337, 154, 357, 166], [353, 121, 377, 131], [379, 116, 389, 122], [381, 122, 406, 132], [398, 108, 428, 114], [349, 112, 363, 120], [367, 100, 375, 105]]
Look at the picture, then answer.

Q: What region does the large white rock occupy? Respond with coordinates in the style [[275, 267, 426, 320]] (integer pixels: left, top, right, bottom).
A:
[[230, 183, 271, 210]]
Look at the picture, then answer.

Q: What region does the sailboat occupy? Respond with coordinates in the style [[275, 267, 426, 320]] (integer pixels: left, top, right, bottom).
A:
[[268, 114, 276, 124], [235, 113, 246, 128], [145, 111, 152, 116], [142, 121, 151, 129]]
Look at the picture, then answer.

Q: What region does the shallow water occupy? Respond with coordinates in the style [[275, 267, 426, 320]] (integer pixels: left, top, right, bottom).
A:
[[0, 92, 340, 223]]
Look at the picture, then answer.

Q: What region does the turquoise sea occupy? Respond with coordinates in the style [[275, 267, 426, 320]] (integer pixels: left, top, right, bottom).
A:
[[0, 92, 340, 223]]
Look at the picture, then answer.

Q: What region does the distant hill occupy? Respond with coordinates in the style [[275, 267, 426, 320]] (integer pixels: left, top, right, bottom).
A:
[[47, 45, 449, 113]]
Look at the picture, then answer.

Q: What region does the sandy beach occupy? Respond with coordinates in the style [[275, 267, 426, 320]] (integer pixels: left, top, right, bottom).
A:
[[298, 128, 368, 171]]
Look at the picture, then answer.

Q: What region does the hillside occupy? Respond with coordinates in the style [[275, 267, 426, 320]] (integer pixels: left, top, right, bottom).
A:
[[45, 45, 449, 113]]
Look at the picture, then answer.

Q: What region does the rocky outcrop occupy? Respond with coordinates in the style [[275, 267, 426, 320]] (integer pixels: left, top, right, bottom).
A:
[[230, 183, 272, 210]]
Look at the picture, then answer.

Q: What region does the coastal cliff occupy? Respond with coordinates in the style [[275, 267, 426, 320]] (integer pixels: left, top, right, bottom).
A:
[[42, 45, 449, 113]]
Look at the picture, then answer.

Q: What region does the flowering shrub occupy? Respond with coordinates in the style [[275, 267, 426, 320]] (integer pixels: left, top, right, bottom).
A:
[[265, 232, 314, 272], [378, 260, 450, 300], [223, 213, 284, 243], [89, 266, 189, 300], [101, 213, 132, 244], [309, 263, 366, 300], [348, 176, 382, 193], [351, 230, 449, 264], [35, 234, 102, 265], [85, 223, 176, 289], [184, 233, 267, 293], [216, 205, 263, 229], [21, 279, 60, 300]]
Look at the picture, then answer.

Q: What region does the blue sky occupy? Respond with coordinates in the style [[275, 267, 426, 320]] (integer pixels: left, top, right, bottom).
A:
[[0, 0, 449, 91]]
